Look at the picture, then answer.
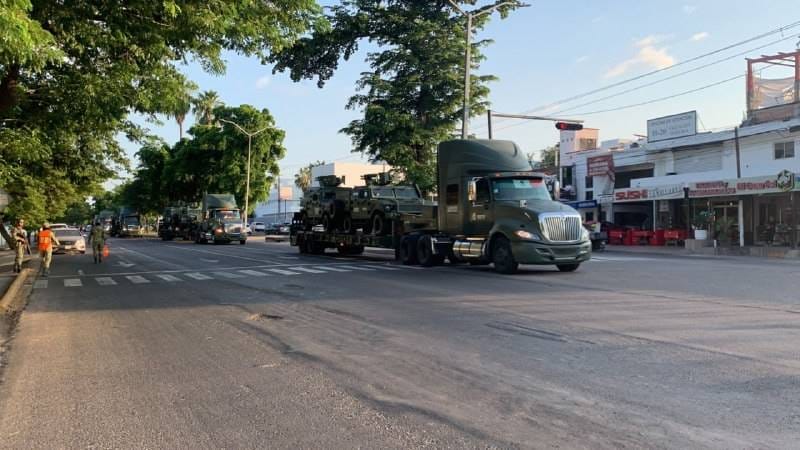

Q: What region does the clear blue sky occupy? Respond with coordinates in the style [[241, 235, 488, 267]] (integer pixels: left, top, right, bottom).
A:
[[119, 0, 800, 182]]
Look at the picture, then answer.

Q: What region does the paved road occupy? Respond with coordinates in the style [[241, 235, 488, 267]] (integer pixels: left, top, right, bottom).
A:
[[1, 238, 799, 448]]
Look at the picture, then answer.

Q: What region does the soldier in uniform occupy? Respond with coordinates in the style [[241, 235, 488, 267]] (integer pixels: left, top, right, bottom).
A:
[[11, 219, 28, 273], [89, 220, 106, 263]]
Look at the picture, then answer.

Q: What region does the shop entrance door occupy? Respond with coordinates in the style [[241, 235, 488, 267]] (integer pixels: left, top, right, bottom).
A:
[[712, 201, 738, 243]]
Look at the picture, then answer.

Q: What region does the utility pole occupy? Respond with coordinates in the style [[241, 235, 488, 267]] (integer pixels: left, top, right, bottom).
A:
[[447, 1, 526, 140], [218, 118, 271, 231]]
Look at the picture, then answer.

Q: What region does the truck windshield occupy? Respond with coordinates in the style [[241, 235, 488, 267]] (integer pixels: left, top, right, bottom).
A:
[[393, 188, 420, 199], [371, 187, 394, 198], [214, 210, 241, 220], [124, 217, 139, 225], [492, 178, 551, 201]]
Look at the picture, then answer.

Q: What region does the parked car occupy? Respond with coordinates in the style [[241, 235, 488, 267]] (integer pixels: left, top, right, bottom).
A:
[[53, 228, 86, 254], [277, 223, 291, 235], [252, 221, 266, 233], [50, 223, 70, 230]]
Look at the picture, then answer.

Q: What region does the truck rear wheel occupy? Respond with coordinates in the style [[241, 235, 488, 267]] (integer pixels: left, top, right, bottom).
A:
[[556, 263, 580, 272], [399, 236, 419, 265], [492, 236, 518, 274], [417, 235, 444, 267]]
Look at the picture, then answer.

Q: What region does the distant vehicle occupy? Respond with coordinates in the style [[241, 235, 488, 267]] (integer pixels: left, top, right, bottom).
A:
[[252, 222, 266, 233], [49, 223, 70, 230], [191, 194, 246, 245], [53, 228, 86, 255], [111, 207, 142, 237], [96, 210, 115, 232], [278, 223, 291, 235]]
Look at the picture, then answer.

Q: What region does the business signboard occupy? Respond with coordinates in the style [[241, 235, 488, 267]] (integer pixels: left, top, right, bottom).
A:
[[587, 154, 615, 179], [647, 111, 697, 143], [614, 184, 684, 203]]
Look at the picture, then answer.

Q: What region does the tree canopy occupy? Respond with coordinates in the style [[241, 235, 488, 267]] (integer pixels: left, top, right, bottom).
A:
[[271, 0, 524, 192], [0, 0, 321, 229]]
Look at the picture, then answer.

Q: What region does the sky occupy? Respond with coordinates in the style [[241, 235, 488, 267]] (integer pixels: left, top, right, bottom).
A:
[[118, 0, 800, 185]]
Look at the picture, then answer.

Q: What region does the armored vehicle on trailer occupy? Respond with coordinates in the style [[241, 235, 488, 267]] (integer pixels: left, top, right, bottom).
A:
[[292, 139, 591, 274], [159, 205, 201, 241], [192, 194, 246, 245], [298, 175, 352, 232], [350, 177, 425, 235]]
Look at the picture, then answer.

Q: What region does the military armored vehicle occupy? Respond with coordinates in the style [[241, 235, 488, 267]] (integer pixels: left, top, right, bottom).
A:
[[298, 175, 353, 232], [350, 175, 424, 235], [292, 139, 591, 274], [159, 205, 201, 241], [192, 194, 246, 245]]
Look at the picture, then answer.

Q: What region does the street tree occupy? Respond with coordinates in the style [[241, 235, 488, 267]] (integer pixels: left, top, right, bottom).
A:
[[193, 90, 223, 126], [270, 0, 523, 192], [0, 0, 321, 229]]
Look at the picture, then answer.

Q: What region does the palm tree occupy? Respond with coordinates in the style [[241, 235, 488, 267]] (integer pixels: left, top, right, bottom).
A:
[[193, 90, 222, 125], [174, 97, 192, 139], [294, 161, 325, 192]]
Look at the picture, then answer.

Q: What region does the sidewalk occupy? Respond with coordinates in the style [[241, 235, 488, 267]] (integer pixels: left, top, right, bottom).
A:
[[605, 243, 800, 261]]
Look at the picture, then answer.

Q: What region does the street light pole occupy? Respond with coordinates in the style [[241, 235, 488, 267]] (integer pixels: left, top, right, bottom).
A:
[[447, 1, 526, 140], [218, 118, 271, 231]]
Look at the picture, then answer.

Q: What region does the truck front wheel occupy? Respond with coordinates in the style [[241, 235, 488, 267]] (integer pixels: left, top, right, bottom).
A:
[[556, 263, 580, 272], [492, 236, 519, 274], [400, 236, 419, 265]]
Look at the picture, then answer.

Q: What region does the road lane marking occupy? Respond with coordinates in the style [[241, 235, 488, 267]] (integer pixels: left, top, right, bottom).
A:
[[156, 274, 182, 282], [287, 267, 326, 274], [212, 271, 243, 279], [313, 266, 351, 272], [34, 280, 48, 289], [369, 265, 402, 271], [185, 272, 212, 280], [126, 275, 150, 284], [95, 277, 117, 286], [64, 279, 82, 287], [335, 265, 376, 271], [239, 269, 270, 277], [263, 268, 300, 276]]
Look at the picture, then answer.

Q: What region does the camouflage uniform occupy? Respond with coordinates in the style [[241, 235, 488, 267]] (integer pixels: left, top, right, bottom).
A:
[[89, 225, 106, 263]]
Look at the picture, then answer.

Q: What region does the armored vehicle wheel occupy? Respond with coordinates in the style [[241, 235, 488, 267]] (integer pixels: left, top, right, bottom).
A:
[[417, 235, 444, 267], [322, 213, 333, 232], [311, 241, 326, 255], [399, 236, 419, 265], [300, 212, 311, 231], [556, 263, 580, 272], [491, 236, 518, 274], [372, 213, 388, 236], [341, 213, 353, 234]]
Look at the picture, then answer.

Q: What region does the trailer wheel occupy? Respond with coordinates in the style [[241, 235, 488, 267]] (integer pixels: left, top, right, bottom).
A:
[[298, 236, 308, 254], [417, 235, 444, 267], [556, 263, 580, 272], [399, 236, 419, 265], [491, 236, 518, 274], [322, 213, 333, 232], [341, 214, 353, 234], [348, 245, 364, 255]]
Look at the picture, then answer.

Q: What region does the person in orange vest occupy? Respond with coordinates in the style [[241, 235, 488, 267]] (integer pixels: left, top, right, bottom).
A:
[[37, 222, 60, 277]]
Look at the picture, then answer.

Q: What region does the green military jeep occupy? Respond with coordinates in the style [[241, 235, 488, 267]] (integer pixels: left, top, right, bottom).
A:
[[299, 175, 353, 232], [349, 183, 424, 235]]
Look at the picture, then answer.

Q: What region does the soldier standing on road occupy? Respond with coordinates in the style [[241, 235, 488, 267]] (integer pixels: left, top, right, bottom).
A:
[[89, 220, 106, 264], [37, 222, 59, 277], [11, 219, 28, 273]]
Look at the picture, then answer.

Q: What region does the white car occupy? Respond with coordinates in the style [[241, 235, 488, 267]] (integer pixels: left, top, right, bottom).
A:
[[53, 228, 86, 254], [252, 222, 266, 233]]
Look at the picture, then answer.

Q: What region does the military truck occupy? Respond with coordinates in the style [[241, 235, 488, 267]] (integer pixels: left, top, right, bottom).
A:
[[112, 207, 142, 237], [192, 194, 246, 245], [350, 175, 425, 235], [96, 210, 115, 233], [292, 140, 591, 274], [159, 205, 201, 241], [298, 175, 353, 232]]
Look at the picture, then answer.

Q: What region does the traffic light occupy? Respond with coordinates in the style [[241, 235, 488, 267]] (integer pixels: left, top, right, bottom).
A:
[[555, 122, 583, 131]]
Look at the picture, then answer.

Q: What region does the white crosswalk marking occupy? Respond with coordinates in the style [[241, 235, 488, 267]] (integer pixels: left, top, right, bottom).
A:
[[313, 266, 352, 272], [185, 272, 212, 280], [335, 265, 376, 271], [34, 280, 48, 289], [64, 279, 82, 287], [95, 277, 117, 286], [263, 268, 300, 276], [156, 274, 182, 282], [126, 275, 150, 284], [239, 269, 270, 277], [212, 271, 243, 279], [287, 267, 326, 274]]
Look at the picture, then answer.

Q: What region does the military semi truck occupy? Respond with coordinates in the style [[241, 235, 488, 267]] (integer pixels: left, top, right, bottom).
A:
[[112, 207, 142, 237], [96, 210, 115, 233], [191, 194, 247, 245], [291, 140, 591, 274], [159, 205, 201, 241]]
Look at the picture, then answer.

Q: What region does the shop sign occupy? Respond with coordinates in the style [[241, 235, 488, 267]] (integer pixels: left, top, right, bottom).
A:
[[596, 193, 614, 205], [613, 184, 684, 202], [563, 199, 598, 209], [647, 111, 697, 142], [587, 154, 615, 179], [689, 170, 796, 198]]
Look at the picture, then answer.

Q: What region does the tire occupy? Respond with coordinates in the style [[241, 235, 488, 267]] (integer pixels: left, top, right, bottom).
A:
[[348, 245, 364, 255], [399, 236, 419, 265], [416, 235, 444, 267], [491, 236, 518, 274], [341, 214, 353, 234], [298, 237, 308, 254], [372, 213, 387, 236], [556, 263, 580, 272], [322, 213, 333, 232], [239, 240, 246, 245], [300, 212, 311, 231]]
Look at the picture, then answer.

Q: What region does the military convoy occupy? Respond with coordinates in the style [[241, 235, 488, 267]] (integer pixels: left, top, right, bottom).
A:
[[190, 194, 247, 245], [159, 205, 201, 241], [292, 139, 591, 274]]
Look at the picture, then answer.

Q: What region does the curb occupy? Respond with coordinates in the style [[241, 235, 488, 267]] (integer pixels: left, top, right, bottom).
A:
[[0, 268, 32, 315]]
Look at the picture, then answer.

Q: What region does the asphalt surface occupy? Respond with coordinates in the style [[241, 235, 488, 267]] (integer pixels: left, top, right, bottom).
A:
[[1, 237, 799, 449]]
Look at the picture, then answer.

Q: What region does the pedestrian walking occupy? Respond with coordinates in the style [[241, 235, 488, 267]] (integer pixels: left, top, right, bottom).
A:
[[11, 219, 29, 273], [88, 220, 106, 264], [37, 222, 59, 277]]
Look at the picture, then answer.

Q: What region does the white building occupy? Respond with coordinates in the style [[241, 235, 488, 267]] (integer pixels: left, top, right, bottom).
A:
[[310, 161, 391, 188], [253, 178, 302, 224]]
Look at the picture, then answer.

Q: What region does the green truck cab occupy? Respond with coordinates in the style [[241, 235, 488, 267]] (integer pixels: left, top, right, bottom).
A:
[[193, 194, 246, 245]]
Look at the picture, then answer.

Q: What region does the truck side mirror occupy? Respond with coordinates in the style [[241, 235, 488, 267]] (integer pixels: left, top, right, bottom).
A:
[[467, 180, 477, 202]]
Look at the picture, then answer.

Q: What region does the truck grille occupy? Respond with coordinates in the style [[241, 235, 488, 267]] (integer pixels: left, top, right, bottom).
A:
[[540, 214, 582, 242], [397, 204, 422, 213]]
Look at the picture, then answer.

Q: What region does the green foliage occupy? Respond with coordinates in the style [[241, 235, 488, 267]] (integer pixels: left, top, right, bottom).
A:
[[271, 0, 524, 192], [693, 210, 713, 229], [530, 144, 558, 169], [1, 0, 320, 224], [57, 199, 93, 225], [294, 160, 325, 192], [193, 90, 222, 126]]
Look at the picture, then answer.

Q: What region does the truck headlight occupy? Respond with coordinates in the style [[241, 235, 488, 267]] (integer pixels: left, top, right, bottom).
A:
[[580, 227, 590, 241], [514, 229, 541, 241], [384, 204, 395, 211]]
